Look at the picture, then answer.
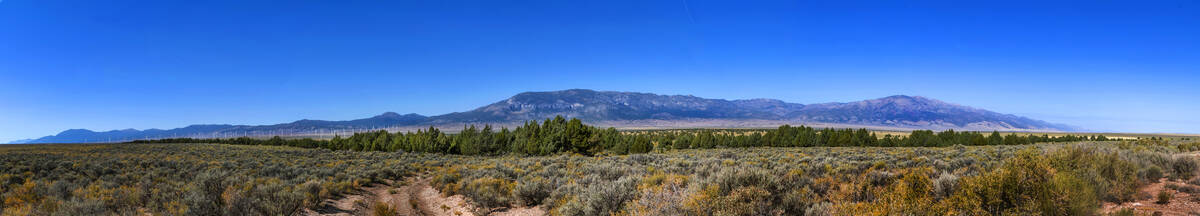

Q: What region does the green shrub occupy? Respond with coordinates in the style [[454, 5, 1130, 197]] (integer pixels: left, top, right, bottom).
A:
[[1171, 156, 1199, 180], [373, 201, 399, 216], [1156, 190, 1172, 204], [713, 186, 774, 216], [939, 148, 1098, 215], [682, 168, 797, 216], [1047, 145, 1140, 202], [932, 173, 959, 200], [462, 177, 515, 213], [1178, 142, 1200, 152], [556, 176, 639, 216], [184, 171, 227, 216], [1176, 184, 1200, 194], [298, 180, 324, 208], [628, 173, 689, 215], [431, 167, 463, 195], [56, 199, 107, 215], [842, 168, 937, 215], [865, 170, 896, 187], [226, 179, 307, 216], [249, 181, 305, 216], [1142, 166, 1164, 182], [708, 168, 778, 197], [804, 202, 832, 216], [513, 177, 552, 206]]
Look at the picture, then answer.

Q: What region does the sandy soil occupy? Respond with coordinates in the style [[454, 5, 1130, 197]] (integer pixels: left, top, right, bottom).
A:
[[303, 176, 545, 216], [1101, 177, 1200, 216], [411, 177, 477, 216]]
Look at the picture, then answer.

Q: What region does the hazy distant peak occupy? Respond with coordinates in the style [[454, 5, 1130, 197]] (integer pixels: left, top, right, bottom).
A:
[[873, 95, 938, 104], [374, 112, 401, 118], [364, 112, 425, 120], [57, 129, 95, 135], [881, 94, 921, 99]]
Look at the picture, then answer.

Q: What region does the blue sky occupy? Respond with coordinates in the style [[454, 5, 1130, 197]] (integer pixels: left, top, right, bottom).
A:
[[1, 0, 1198, 142]]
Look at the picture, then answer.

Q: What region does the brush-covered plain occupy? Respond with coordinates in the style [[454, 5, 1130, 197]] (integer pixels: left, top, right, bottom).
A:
[[2, 139, 1199, 215]]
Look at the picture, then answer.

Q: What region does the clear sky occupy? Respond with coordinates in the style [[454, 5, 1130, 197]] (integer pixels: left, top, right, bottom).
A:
[[1, 0, 1198, 142]]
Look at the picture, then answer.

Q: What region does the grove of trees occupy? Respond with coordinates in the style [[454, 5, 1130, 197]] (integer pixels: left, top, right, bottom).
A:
[[133, 116, 1114, 155]]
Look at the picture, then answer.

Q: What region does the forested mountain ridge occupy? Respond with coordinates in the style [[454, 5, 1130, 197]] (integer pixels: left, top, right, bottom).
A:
[[13, 89, 1072, 143]]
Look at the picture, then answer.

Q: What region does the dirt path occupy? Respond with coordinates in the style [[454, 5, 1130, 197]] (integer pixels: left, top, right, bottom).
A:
[[1101, 178, 1200, 216], [371, 181, 419, 216], [301, 180, 420, 216], [303, 176, 545, 216], [411, 177, 477, 216]]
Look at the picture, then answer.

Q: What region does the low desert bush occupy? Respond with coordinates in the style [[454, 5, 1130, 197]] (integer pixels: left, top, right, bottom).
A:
[[804, 202, 833, 216], [512, 176, 552, 206], [1048, 146, 1141, 202], [1175, 184, 1200, 194], [1141, 166, 1165, 183], [681, 168, 799, 216], [555, 176, 639, 216], [1171, 156, 1199, 180], [1178, 142, 1200, 152], [627, 173, 689, 215], [838, 168, 937, 215], [939, 148, 1098, 215], [932, 172, 959, 200], [373, 201, 399, 216], [184, 170, 227, 216], [1156, 190, 1172, 204], [461, 177, 515, 213]]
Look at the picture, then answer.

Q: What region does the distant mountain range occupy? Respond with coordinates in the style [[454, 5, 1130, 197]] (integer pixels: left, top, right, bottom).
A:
[[11, 89, 1074, 144]]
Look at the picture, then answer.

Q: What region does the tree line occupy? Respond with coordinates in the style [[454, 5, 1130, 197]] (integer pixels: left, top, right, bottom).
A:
[[130, 116, 1116, 155]]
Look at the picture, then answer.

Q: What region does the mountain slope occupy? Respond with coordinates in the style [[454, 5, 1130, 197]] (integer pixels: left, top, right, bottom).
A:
[[18, 113, 429, 143], [5, 139, 35, 144], [17, 89, 1074, 143], [430, 90, 1067, 131], [789, 95, 1072, 130], [432, 89, 805, 123]]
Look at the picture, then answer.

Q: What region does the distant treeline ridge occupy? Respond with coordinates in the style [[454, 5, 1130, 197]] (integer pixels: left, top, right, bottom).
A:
[[130, 116, 1116, 155]]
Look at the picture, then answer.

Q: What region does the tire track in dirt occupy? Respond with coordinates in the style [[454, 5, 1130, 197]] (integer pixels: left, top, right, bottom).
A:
[[411, 177, 476, 216]]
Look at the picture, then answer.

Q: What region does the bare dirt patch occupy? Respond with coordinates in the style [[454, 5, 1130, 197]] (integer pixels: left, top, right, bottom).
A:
[[302, 180, 419, 216], [411, 177, 477, 216], [303, 176, 545, 216], [1102, 178, 1200, 215]]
